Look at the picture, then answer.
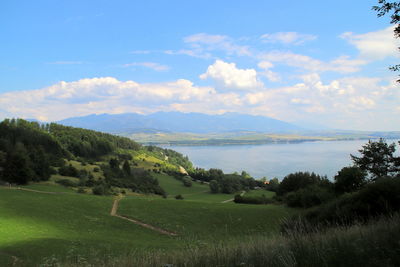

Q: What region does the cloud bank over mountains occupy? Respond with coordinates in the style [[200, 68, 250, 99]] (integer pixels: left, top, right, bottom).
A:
[[1, 27, 399, 131]]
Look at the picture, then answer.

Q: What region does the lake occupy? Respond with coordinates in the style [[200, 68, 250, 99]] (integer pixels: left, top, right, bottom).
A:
[[164, 139, 391, 179]]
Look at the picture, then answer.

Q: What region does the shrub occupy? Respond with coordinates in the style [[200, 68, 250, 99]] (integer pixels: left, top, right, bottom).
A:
[[92, 184, 111, 195], [175, 194, 184, 200], [301, 177, 400, 227], [182, 176, 192, 187], [277, 172, 327, 196], [58, 164, 79, 177], [334, 166, 367, 194], [284, 185, 335, 208], [234, 194, 274, 204], [77, 187, 86, 194], [56, 179, 78, 187]]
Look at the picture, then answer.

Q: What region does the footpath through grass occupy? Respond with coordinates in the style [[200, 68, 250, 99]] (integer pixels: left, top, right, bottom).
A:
[[118, 197, 294, 242], [0, 184, 293, 266], [0, 187, 176, 266]]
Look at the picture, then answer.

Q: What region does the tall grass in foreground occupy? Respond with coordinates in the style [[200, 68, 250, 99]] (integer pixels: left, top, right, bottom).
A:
[[49, 214, 400, 267]]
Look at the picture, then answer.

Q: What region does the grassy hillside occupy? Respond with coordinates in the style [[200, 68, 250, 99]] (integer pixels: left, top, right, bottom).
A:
[[0, 187, 178, 266], [0, 185, 292, 266], [118, 197, 293, 241]]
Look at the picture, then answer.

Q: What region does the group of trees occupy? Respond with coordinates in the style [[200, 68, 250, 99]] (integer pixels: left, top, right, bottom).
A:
[[279, 138, 400, 230], [0, 119, 66, 184], [145, 146, 193, 171], [48, 123, 141, 159], [188, 168, 261, 194], [101, 158, 166, 196], [262, 139, 400, 210]]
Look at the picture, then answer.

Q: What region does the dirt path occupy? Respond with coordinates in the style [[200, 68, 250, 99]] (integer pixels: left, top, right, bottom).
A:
[[2, 185, 72, 195], [110, 197, 178, 236], [2, 185, 178, 236], [221, 190, 245, 203]]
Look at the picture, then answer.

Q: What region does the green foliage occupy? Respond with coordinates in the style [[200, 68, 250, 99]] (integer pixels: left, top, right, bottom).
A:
[[175, 194, 184, 200], [277, 171, 328, 196], [298, 177, 400, 227], [351, 139, 399, 180], [48, 123, 141, 158], [209, 180, 219, 193], [182, 176, 192, 187], [265, 177, 280, 192], [234, 194, 274, 204], [284, 184, 335, 208], [122, 160, 131, 175], [373, 0, 400, 81], [0, 119, 65, 184], [102, 161, 165, 195], [190, 168, 259, 194], [58, 164, 79, 178], [334, 166, 367, 193], [145, 145, 193, 171], [92, 183, 111, 195], [56, 178, 78, 187]]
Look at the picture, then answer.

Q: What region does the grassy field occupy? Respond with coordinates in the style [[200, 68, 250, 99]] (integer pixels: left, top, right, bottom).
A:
[[244, 189, 275, 198], [153, 173, 242, 203], [118, 197, 294, 242], [0, 187, 176, 266], [64, 213, 400, 267], [0, 183, 293, 266]]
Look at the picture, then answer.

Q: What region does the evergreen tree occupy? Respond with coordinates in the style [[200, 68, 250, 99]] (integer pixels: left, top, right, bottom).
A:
[[122, 160, 131, 175]]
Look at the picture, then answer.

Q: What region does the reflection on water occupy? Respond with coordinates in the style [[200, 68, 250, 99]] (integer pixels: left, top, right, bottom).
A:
[[164, 140, 394, 179]]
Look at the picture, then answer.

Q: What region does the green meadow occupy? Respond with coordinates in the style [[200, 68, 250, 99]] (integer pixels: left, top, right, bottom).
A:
[[0, 181, 292, 266]]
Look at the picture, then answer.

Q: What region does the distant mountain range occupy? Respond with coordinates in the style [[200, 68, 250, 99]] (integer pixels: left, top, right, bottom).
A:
[[57, 112, 305, 134]]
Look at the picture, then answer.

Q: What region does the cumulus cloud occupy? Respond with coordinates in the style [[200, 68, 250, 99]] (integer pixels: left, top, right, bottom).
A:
[[0, 77, 215, 121], [200, 60, 263, 90], [0, 73, 399, 130], [123, 62, 170, 71], [341, 26, 399, 60], [261, 32, 317, 45]]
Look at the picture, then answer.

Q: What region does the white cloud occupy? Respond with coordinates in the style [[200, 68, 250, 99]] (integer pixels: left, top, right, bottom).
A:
[[0, 77, 215, 121], [166, 33, 251, 59], [257, 61, 280, 82], [0, 73, 399, 130], [123, 62, 170, 71], [261, 32, 317, 45], [164, 49, 212, 59], [260, 51, 367, 73], [350, 96, 375, 109], [200, 60, 263, 90], [129, 50, 151, 54], [341, 26, 399, 60]]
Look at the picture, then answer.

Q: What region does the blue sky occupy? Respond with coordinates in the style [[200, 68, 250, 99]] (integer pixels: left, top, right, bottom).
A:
[[0, 0, 399, 130]]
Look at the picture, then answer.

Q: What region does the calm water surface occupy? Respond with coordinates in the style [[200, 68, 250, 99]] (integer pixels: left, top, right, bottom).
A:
[[165, 140, 387, 179]]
